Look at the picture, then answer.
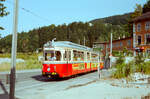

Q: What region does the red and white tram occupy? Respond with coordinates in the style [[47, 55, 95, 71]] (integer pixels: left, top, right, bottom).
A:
[[42, 41, 103, 78]]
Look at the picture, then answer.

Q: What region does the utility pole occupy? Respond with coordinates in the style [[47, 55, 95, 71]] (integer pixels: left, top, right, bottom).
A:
[[133, 33, 136, 56], [133, 23, 136, 56], [110, 33, 112, 68], [97, 53, 100, 79], [10, 0, 19, 99]]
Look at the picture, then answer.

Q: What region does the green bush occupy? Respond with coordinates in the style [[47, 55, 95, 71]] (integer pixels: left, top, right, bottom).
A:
[[145, 62, 150, 74], [112, 50, 123, 57], [116, 55, 125, 64], [113, 52, 150, 79], [113, 62, 134, 78], [140, 61, 150, 74]]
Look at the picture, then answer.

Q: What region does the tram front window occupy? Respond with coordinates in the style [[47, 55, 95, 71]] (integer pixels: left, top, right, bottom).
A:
[[44, 51, 61, 61]]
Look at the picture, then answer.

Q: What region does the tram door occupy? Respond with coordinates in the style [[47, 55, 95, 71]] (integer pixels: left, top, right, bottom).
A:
[[65, 50, 71, 75]]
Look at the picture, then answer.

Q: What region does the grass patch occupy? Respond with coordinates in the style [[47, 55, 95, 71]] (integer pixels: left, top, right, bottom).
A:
[[0, 53, 42, 72]]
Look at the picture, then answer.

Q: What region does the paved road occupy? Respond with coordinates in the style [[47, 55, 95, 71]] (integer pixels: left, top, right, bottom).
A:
[[0, 69, 112, 99]]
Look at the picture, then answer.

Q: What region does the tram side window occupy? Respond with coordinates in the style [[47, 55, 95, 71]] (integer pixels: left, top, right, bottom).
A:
[[45, 51, 55, 61], [73, 50, 78, 61], [91, 53, 98, 61], [69, 51, 71, 61], [79, 52, 84, 61], [73, 50, 84, 61], [45, 51, 61, 61], [56, 51, 61, 61], [64, 51, 71, 61], [87, 52, 90, 61]]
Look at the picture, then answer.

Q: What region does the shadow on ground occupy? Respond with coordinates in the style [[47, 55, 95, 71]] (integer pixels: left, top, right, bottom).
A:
[[0, 80, 19, 99], [0, 80, 9, 99], [32, 70, 97, 82]]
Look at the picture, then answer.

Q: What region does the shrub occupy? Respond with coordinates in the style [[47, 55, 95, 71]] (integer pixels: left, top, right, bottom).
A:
[[113, 52, 150, 79], [135, 53, 145, 73], [116, 55, 125, 65], [142, 61, 150, 74], [113, 62, 134, 79]]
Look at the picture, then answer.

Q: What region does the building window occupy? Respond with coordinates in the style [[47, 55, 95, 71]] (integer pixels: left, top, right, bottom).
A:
[[145, 34, 150, 44], [120, 42, 123, 46], [137, 23, 141, 32], [116, 42, 119, 47], [112, 43, 115, 48], [127, 40, 131, 46], [145, 21, 150, 31], [147, 49, 150, 54], [133, 23, 135, 33], [137, 35, 141, 45]]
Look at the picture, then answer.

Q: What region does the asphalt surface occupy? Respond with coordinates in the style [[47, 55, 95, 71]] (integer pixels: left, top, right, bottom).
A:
[[0, 69, 112, 99]]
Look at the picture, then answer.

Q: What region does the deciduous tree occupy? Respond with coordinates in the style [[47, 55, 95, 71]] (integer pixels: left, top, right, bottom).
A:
[[0, 0, 9, 30], [143, 0, 150, 13]]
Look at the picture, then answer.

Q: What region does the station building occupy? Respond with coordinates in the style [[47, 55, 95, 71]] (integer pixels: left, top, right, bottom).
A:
[[93, 37, 133, 56], [133, 11, 150, 54], [93, 11, 150, 56]]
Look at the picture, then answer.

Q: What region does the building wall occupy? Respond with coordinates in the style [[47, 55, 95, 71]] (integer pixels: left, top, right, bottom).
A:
[[94, 37, 133, 56], [94, 13, 150, 56], [134, 18, 150, 53], [105, 38, 133, 54]]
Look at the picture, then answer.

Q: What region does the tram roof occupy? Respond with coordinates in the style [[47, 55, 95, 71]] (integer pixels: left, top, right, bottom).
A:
[[44, 41, 93, 51]]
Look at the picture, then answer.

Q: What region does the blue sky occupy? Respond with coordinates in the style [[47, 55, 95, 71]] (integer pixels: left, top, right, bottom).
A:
[[0, 0, 147, 37]]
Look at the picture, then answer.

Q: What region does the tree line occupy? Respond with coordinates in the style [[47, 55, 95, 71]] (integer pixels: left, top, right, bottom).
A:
[[0, 0, 150, 53], [0, 21, 130, 53]]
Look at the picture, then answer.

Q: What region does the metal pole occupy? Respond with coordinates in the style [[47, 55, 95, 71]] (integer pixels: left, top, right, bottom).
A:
[[133, 33, 136, 56], [110, 33, 112, 56], [10, 0, 19, 99], [98, 53, 100, 79], [110, 33, 112, 68]]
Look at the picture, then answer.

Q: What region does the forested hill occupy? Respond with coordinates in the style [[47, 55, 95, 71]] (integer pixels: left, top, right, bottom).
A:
[[0, 12, 132, 53], [91, 13, 132, 25]]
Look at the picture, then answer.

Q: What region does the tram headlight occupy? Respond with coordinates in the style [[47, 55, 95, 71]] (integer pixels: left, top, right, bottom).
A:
[[47, 68, 50, 71]]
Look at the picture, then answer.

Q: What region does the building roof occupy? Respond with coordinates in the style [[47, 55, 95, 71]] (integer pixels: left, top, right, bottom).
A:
[[133, 11, 150, 22], [93, 42, 107, 44], [94, 37, 132, 44]]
